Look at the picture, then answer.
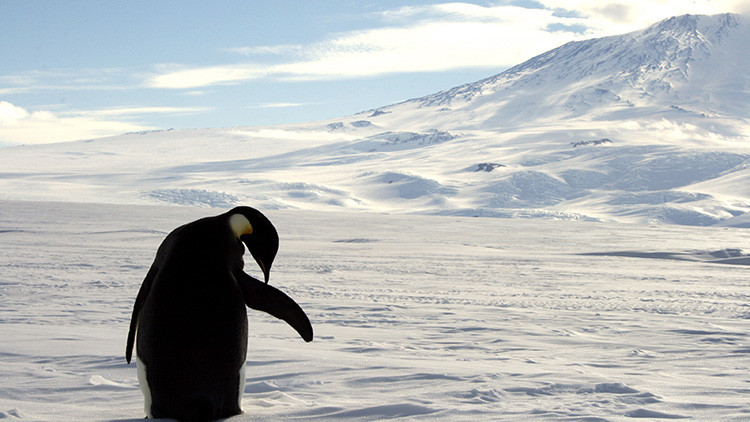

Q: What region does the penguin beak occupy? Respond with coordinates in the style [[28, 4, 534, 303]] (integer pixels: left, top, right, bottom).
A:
[[255, 256, 270, 283], [241, 234, 275, 284], [231, 207, 279, 284]]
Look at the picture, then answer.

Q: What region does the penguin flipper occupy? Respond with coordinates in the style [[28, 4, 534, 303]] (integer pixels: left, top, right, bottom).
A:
[[126, 265, 158, 363], [235, 270, 313, 342]]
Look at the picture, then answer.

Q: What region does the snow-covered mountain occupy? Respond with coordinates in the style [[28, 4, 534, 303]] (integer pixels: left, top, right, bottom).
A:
[[407, 13, 748, 125], [1, 13, 748, 226]]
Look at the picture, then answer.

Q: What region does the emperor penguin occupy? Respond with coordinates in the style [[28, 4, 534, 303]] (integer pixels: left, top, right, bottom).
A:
[[126, 206, 313, 421]]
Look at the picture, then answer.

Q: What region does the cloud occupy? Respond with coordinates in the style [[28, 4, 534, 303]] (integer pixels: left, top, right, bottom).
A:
[[148, 64, 269, 89], [537, 0, 746, 32], [69, 106, 211, 118], [247, 102, 310, 109], [146, 1, 749, 90], [0, 67, 135, 96], [225, 44, 304, 56], [148, 4, 588, 88], [277, 15, 569, 78], [0, 101, 30, 123], [0, 101, 207, 146]]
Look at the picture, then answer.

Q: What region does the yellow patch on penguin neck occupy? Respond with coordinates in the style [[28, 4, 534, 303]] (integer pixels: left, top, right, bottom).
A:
[[229, 213, 253, 238]]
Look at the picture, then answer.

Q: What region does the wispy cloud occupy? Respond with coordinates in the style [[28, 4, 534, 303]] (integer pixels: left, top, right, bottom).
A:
[[147, 64, 269, 89], [146, 1, 745, 90], [147, 4, 579, 88], [0, 101, 208, 145], [247, 102, 311, 109], [63, 106, 211, 118], [0, 67, 136, 95], [225, 44, 304, 56], [539, 0, 745, 32]]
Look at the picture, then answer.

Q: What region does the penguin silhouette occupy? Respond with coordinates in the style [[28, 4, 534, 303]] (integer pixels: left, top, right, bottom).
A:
[[126, 206, 312, 420]]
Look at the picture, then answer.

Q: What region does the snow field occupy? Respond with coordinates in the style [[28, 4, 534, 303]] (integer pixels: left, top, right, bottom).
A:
[[1, 200, 749, 420]]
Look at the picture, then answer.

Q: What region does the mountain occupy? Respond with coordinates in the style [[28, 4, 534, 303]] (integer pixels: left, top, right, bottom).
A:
[[372, 13, 748, 130], [0, 13, 748, 226]]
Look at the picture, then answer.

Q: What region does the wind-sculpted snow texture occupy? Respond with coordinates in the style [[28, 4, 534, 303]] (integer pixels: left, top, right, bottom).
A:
[[0, 201, 749, 420], [0, 14, 748, 226]]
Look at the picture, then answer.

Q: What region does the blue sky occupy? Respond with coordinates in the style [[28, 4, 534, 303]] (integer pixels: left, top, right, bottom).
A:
[[1, 0, 744, 145]]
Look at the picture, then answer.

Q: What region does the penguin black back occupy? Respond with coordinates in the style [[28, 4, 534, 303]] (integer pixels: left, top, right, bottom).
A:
[[126, 207, 312, 421]]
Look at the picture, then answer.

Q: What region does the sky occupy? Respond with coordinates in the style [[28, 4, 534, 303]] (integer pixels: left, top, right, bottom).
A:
[[1, 0, 746, 146]]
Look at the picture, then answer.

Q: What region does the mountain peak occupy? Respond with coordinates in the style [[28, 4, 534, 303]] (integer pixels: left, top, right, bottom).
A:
[[400, 13, 747, 127], [646, 13, 740, 42]]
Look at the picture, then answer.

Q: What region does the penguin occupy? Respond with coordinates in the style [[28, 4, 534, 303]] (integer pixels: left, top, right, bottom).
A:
[[125, 206, 313, 421]]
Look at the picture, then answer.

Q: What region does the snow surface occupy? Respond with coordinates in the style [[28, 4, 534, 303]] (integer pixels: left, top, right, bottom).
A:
[[0, 13, 749, 421], [0, 14, 748, 227], [1, 200, 749, 421]]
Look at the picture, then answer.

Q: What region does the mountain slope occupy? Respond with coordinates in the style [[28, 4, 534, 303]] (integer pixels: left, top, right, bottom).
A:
[[372, 13, 748, 129], [0, 13, 748, 226]]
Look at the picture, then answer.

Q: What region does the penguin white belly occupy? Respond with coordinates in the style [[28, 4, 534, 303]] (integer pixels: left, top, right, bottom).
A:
[[238, 362, 246, 410], [136, 355, 153, 418]]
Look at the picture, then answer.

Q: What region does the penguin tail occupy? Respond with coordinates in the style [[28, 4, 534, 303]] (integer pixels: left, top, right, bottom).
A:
[[185, 396, 214, 422]]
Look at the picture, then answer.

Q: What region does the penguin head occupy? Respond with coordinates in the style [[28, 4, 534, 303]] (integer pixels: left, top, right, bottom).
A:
[[227, 207, 278, 283]]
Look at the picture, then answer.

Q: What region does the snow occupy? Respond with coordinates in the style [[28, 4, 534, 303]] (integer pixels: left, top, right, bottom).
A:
[[0, 14, 748, 226], [1, 200, 749, 421], [0, 12, 749, 421]]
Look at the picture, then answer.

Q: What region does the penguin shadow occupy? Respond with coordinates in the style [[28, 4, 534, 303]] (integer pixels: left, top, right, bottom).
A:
[[104, 419, 151, 422], [103, 418, 217, 422], [105, 418, 239, 422]]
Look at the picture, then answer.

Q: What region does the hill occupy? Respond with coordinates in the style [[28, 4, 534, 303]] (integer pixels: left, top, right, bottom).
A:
[[0, 13, 748, 226]]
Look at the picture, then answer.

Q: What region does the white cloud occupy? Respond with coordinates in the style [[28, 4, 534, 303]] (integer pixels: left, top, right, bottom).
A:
[[148, 4, 588, 88], [225, 44, 304, 56], [148, 64, 269, 89], [0, 101, 30, 123], [538, 0, 746, 33], [0, 102, 150, 145], [247, 102, 310, 109], [67, 106, 211, 118], [146, 1, 748, 90], [0, 102, 208, 146], [0, 67, 135, 96]]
